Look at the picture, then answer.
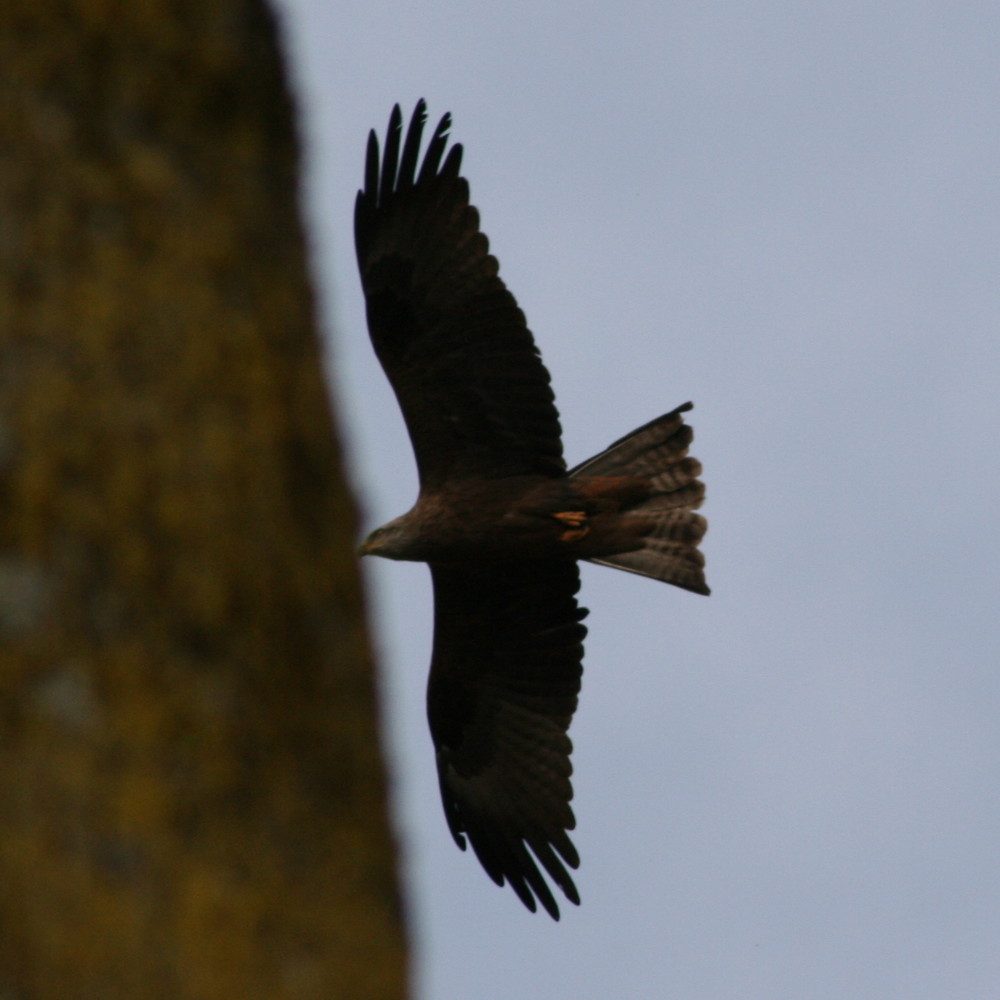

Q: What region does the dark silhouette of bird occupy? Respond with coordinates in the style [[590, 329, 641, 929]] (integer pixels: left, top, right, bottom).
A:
[[356, 101, 708, 919]]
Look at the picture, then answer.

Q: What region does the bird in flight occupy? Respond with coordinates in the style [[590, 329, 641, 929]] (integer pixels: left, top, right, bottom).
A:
[[355, 101, 709, 919]]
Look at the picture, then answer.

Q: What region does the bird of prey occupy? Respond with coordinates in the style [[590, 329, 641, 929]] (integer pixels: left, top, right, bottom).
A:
[[356, 101, 709, 919]]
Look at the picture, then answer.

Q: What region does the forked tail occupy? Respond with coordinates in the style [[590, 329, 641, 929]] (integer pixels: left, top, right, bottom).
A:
[[570, 403, 709, 595]]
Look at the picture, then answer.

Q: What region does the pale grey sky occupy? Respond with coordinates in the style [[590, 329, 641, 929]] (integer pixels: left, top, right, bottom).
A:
[[275, 2, 1000, 996]]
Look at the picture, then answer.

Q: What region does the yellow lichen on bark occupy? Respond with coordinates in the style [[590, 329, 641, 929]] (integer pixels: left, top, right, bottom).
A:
[[0, 2, 407, 997]]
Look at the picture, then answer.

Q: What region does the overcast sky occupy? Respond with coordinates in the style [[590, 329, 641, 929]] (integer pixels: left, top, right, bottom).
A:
[[274, 2, 1000, 997]]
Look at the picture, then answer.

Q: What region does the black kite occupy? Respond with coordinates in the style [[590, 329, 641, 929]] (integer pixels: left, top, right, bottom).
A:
[[356, 101, 708, 919]]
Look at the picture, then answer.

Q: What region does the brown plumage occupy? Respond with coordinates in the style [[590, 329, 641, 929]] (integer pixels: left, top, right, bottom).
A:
[[356, 101, 708, 919]]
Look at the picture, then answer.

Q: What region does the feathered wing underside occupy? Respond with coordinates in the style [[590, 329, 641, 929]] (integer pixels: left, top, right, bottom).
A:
[[572, 404, 709, 595], [355, 101, 565, 488], [427, 561, 588, 919]]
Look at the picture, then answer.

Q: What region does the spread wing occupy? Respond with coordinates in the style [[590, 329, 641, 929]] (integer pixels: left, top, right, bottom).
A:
[[427, 560, 588, 918], [355, 101, 565, 489]]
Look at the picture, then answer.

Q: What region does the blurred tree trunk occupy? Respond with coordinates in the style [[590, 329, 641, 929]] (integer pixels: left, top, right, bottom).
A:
[[0, 2, 407, 998]]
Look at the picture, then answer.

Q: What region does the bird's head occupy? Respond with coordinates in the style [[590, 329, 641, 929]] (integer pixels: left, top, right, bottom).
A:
[[358, 515, 417, 560]]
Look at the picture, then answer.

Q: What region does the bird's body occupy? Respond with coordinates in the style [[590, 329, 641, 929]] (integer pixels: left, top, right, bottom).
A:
[[356, 101, 708, 918], [363, 419, 706, 572]]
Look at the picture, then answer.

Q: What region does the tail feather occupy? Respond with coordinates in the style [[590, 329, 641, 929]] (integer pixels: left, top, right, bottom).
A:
[[569, 402, 696, 479], [572, 404, 709, 595], [587, 516, 709, 594]]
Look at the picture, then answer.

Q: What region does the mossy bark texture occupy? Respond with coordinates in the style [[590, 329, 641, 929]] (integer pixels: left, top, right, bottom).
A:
[[0, 2, 407, 997]]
